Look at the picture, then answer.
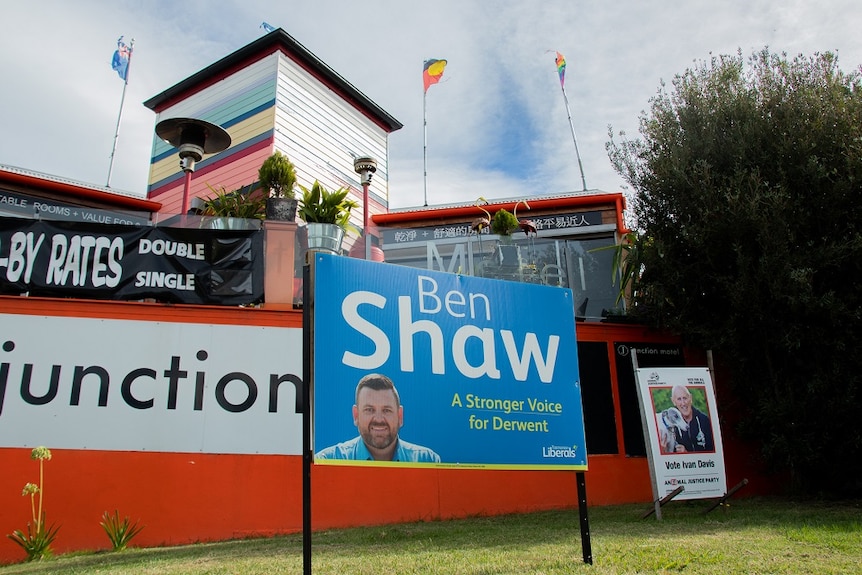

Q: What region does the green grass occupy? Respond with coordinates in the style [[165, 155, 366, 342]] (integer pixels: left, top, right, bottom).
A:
[[1, 498, 860, 574]]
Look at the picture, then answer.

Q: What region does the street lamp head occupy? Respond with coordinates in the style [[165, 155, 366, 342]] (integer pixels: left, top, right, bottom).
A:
[[353, 156, 377, 185]]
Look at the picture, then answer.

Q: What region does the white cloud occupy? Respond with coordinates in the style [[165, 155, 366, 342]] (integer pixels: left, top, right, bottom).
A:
[[1, 0, 860, 210]]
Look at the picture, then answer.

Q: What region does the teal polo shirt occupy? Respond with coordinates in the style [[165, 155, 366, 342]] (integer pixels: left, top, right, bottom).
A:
[[316, 436, 441, 462]]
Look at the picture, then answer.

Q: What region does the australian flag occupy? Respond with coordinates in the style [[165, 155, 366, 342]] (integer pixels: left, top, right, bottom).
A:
[[111, 36, 131, 81]]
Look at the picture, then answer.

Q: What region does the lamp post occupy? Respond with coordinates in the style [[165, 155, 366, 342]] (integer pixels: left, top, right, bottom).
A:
[[353, 156, 377, 260], [155, 118, 231, 215]]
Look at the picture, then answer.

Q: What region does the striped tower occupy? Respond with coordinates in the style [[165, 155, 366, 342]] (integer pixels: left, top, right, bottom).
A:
[[144, 29, 402, 231]]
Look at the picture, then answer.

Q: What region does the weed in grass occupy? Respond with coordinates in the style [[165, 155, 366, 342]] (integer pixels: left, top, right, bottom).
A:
[[99, 510, 145, 551]]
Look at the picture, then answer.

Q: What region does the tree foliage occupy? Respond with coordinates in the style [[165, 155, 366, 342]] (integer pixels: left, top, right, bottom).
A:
[[608, 49, 862, 497], [258, 151, 298, 199]]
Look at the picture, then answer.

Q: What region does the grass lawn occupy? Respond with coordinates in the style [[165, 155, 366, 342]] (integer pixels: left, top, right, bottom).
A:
[[1, 498, 859, 574]]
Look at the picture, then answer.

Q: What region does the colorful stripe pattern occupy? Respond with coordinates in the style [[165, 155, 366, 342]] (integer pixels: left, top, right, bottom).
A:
[[555, 51, 566, 88], [423, 59, 447, 92]]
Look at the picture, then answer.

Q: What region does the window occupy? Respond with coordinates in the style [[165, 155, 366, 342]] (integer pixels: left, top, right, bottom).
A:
[[381, 232, 618, 321], [577, 341, 618, 454]]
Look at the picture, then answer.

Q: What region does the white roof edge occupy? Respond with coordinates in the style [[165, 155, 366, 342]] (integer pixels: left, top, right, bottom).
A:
[[0, 163, 145, 200]]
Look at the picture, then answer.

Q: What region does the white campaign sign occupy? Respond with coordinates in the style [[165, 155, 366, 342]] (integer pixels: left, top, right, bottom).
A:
[[635, 367, 727, 501], [0, 313, 303, 454]]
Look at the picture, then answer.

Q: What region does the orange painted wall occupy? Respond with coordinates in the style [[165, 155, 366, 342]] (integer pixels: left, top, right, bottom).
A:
[[0, 449, 652, 564], [0, 297, 773, 564]]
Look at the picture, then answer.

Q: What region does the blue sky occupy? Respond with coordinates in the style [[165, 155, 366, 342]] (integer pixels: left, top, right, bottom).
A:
[[1, 1, 861, 210]]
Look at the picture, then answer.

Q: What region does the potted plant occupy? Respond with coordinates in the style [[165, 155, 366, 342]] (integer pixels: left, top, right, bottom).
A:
[[297, 180, 359, 254], [491, 208, 519, 238], [490, 208, 522, 267], [200, 182, 266, 229], [588, 230, 647, 320], [258, 151, 298, 221]]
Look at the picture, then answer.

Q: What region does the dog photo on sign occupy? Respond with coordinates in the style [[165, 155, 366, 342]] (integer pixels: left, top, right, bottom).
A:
[[650, 384, 717, 455], [656, 407, 688, 453]]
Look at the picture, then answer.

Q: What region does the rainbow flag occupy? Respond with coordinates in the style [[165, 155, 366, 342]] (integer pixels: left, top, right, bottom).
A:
[[423, 59, 447, 92], [555, 51, 566, 88]]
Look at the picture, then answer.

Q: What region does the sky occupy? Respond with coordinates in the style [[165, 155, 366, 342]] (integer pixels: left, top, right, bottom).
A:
[[1, 1, 861, 210]]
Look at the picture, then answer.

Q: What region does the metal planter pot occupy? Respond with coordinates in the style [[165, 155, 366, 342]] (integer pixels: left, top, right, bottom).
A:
[[306, 222, 345, 254]]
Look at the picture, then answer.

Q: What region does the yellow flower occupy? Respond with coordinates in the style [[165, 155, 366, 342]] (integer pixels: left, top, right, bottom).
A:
[[31, 446, 52, 461], [22, 483, 40, 496]]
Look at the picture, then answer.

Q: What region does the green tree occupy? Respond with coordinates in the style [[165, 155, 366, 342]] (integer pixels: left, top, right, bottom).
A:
[[607, 49, 862, 497]]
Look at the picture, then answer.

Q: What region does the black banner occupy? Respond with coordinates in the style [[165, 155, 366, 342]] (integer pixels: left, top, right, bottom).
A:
[[0, 188, 151, 225], [0, 218, 264, 305]]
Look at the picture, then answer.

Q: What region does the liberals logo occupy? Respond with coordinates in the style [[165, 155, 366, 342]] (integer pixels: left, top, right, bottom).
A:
[[542, 445, 578, 458]]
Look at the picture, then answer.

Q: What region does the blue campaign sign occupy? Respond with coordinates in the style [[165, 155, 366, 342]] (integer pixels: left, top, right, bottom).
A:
[[312, 253, 587, 470]]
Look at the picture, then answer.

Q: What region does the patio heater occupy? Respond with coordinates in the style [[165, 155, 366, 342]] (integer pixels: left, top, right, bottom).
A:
[[155, 118, 231, 215]]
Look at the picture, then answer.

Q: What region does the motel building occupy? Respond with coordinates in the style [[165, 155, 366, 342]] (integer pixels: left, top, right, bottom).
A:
[[0, 29, 769, 563]]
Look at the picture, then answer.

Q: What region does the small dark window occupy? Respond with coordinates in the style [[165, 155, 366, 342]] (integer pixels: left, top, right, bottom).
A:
[[577, 341, 618, 454]]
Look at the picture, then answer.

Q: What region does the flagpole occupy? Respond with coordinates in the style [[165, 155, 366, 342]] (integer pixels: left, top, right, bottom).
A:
[[107, 38, 133, 188], [559, 82, 587, 191], [423, 88, 428, 207], [422, 59, 446, 207]]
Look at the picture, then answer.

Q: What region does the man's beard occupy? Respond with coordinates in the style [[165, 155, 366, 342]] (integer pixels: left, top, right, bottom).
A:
[[362, 423, 396, 449]]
